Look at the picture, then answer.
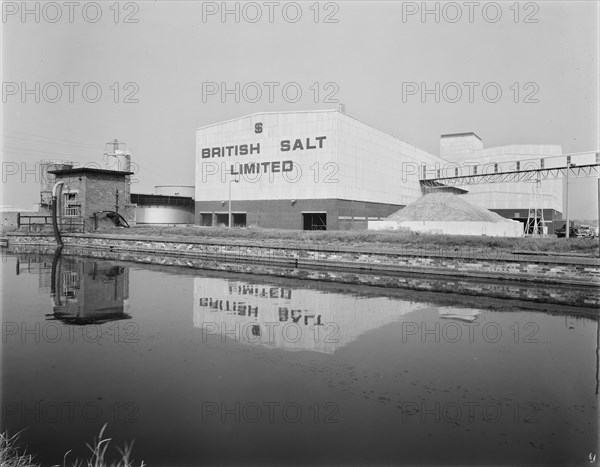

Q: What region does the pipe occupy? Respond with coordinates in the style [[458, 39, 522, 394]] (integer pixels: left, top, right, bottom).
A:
[[96, 210, 130, 228], [50, 245, 63, 308], [52, 181, 65, 246]]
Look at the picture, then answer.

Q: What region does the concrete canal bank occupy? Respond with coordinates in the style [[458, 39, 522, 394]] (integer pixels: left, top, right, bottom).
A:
[[4, 232, 600, 308]]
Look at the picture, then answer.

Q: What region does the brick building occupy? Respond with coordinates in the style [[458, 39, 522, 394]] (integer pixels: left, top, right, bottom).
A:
[[48, 167, 135, 232]]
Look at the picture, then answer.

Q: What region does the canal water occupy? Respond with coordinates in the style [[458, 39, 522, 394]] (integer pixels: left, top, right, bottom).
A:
[[1, 252, 598, 466]]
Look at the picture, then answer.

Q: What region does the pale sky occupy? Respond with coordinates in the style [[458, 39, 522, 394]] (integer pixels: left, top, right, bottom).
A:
[[2, 1, 599, 219]]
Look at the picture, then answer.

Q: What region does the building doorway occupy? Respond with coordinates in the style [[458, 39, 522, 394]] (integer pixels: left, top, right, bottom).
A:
[[303, 212, 327, 230], [232, 213, 246, 227], [215, 213, 229, 227], [215, 213, 247, 227], [199, 213, 213, 226]]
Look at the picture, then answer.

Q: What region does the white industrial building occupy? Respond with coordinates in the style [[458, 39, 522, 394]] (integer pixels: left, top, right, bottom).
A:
[[438, 132, 564, 222], [195, 109, 567, 231]]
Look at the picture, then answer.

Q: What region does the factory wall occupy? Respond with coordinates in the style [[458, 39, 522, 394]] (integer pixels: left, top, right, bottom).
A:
[[195, 110, 448, 205], [368, 220, 524, 237], [196, 110, 337, 203], [440, 133, 483, 161], [437, 137, 565, 214], [334, 112, 447, 206], [195, 110, 448, 229], [195, 111, 575, 230], [462, 146, 563, 213], [195, 199, 401, 230]]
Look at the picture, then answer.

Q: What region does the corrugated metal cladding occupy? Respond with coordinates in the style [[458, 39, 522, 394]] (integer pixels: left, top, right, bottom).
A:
[[195, 109, 445, 230]]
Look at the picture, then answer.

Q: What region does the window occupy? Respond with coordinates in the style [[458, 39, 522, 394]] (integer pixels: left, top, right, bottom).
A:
[[63, 192, 80, 217]]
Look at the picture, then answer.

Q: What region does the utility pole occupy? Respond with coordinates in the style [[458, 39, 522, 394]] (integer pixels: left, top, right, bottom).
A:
[[228, 177, 238, 228], [565, 161, 569, 238]]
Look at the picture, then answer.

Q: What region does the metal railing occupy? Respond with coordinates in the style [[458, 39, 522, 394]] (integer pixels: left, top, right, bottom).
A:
[[16, 213, 85, 233], [17, 214, 53, 231]]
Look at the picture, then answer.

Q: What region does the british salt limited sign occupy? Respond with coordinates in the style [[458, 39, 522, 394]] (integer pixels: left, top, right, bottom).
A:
[[200, 135, 328, 176], [200, 136, 327, 158]]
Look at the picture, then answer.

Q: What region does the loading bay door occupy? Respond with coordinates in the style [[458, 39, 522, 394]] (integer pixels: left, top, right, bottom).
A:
[[302, 212, 327, 230]]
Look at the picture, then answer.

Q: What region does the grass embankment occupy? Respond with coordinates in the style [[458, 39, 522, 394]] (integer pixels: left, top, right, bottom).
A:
[[0, 425, 144, 467], [97, 225, 599, 256]]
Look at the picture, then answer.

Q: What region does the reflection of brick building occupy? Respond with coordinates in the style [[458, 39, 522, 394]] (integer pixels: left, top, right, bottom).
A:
[[48, 167, 135, 232], [52, 258, 130, 324]]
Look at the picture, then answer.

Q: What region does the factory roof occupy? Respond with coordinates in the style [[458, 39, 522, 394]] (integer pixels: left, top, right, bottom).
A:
[[196, 109, 442, 161], [48, 168, 134, 176], [440, 132, 482, 141], [130, 193, 194, 206]]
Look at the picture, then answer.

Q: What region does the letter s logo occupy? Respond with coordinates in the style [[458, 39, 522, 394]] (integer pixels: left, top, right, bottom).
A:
[[254, 123, 263, 134]]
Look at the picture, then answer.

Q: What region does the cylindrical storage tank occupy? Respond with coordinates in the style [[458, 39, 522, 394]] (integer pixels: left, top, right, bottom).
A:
[[106, 151, 131, 172], [135, 205, 194, 225], [154, 185, 194, 198]]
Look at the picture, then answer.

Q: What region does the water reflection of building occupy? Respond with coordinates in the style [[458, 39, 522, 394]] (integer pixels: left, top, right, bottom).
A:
[[50, 256, 131, 324], [14, 253, 54, 290], [193, 278, 426, 354]]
